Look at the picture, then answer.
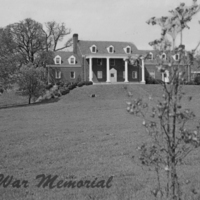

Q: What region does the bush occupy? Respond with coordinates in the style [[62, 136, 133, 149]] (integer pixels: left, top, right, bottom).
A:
[[194, 76, 200, 85], [65, 82, 71, 87], [45, 84, 53, 90], [77, 82, 85, 87], [73, 82, 78, 87], [85, 81, 93, 85], [68, 84, 76, 90], [60, 89, 70, 95], [146, 77, 164, 84]]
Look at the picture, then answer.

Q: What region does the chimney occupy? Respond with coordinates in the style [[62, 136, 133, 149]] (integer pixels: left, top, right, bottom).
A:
[[73, 34, 78, 54]]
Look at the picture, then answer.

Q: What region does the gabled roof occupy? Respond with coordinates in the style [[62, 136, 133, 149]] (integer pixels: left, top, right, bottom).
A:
[[137, 50, 183, 65], [48, 51, 81, 67], [78, 40, 138, 55]]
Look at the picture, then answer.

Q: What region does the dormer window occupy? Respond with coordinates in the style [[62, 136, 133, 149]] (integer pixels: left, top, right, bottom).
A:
[[54, 55, 61, 64], [124, 46, 131, 54], [107, 45, 114, 53], [162, 53, 166, 60], [68, 55, 76, 64], [147, 52, 153, 60], [90, 45, 97, 53]]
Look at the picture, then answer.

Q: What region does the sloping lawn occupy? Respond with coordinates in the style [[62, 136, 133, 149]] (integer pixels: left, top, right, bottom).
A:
[[0, 84, 200, 199], [0, 91, 28, 108]]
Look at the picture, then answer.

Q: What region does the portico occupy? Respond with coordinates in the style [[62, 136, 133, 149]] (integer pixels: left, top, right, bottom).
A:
[[86, 54, 145, 84]]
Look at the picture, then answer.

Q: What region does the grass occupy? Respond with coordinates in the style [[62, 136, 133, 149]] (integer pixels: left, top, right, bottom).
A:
[[0, 84, 200, 199]]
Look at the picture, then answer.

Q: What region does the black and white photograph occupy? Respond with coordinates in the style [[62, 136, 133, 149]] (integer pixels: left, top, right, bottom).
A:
[[1, 0, 200, 199]]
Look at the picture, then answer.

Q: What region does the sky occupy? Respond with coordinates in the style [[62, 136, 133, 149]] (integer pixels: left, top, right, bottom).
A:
[[0, 0, 200, 50]]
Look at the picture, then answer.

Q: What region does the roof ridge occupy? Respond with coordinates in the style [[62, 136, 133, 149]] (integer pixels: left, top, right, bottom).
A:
[[79, 39, 136, 44]]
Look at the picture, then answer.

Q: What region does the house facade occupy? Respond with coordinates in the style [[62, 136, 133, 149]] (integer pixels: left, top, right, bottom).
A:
[[47, 34, 191, 84]]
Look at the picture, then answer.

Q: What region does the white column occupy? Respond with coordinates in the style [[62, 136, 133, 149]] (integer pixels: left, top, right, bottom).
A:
[[141, 57, 145, 84], [124, 59, 128, 82], [89, 57, 93, 82], [106, 58, 110, 82]]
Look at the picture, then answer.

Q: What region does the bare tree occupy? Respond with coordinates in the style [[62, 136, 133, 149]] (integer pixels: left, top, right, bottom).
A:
[[43, 21, 72, 52]]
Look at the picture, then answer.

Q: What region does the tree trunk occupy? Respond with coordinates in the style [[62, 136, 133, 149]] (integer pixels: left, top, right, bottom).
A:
[[170, 157, 179, 200], [28, 95, 31, 104]]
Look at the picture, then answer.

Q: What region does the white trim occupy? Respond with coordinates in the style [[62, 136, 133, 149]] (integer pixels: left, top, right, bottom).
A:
[[174, 54, 179, 61], [54, 55, 61, 64], [140, 57, 145, 83], [147, 52, 153, 60], [106, 58, 110, 82], [132, 71, 138, 79], [90, 45, 97, 53], [124, 46, 131, 54], [55, 70, 61, 79], [107, 45, 114, 53], [86, 55, 128, 59], [68, 55, 76, 64], [161, 53, 166, 60], [89, 58, 93, 82], [124, 60, 128, 82], [191, 71, 200, 73]]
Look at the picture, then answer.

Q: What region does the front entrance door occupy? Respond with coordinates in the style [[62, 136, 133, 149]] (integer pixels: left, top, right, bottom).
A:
[[110, 68, 117, 82]]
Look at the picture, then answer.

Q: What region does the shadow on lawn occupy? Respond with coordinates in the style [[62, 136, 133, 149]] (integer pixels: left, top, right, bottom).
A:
[[0, 98, 60, 110]]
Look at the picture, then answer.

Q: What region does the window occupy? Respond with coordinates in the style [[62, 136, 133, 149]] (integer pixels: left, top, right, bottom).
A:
[[124, 46, 131, 54], [97, 71, 102, 79], [162, 53, 166, 60], [175, 54, 179, 61], [92, 46, 96, 53], [70, 71, 75, 79], [150, 72, 155, 79], [70, 57, 75, 64], [56, 58, 60, 64], [107, 45, 114, 53], [97, 59, 102, 65], [90, 45, 97, 53], [54, 56, 61, 64], [68, 55, 76, 64], [110, 59, 115, 66], [126, 47, 131, 53], [132, 71, 138, 79], [111, 73, 114, 77], [55, 70, 61, 79]]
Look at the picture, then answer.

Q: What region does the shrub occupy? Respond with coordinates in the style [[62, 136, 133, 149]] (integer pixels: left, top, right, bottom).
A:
[[73, 82, 78, 87], [60, 89, 70, 95], [85, 81, 93, 85], [45, 84, 53, 90], [77, 82, 85, 87], [68, 84, 76, 90], [194, 76, 200, 85]]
